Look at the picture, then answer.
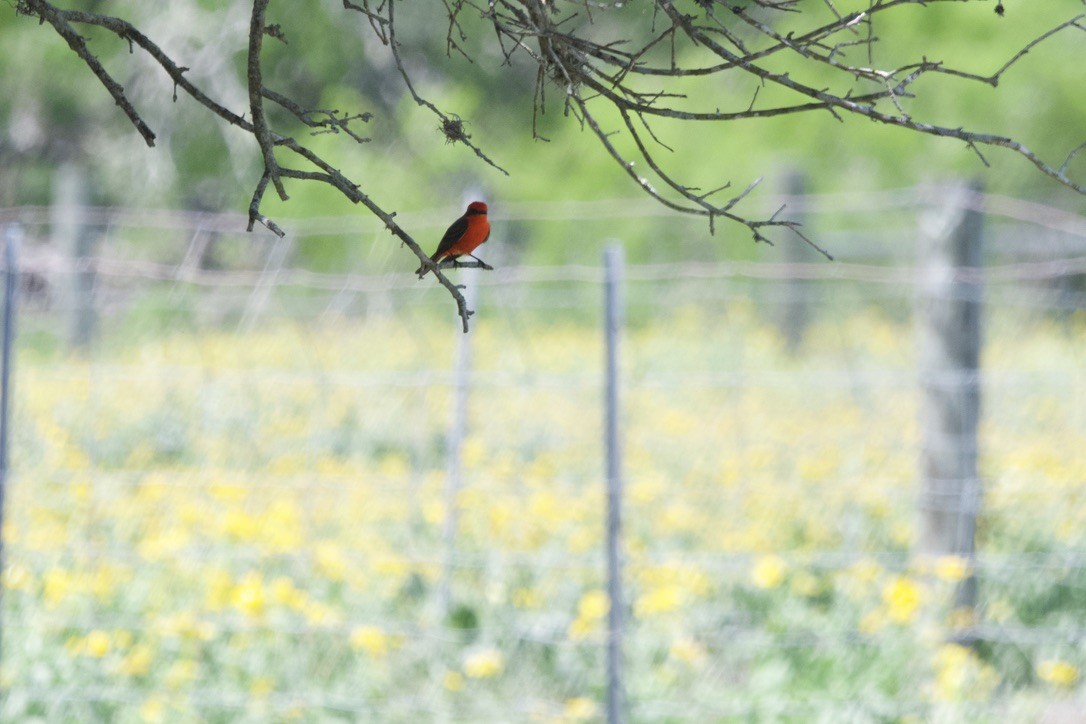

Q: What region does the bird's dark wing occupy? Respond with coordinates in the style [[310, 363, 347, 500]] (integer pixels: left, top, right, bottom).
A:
[[432, 215, 469, 260]]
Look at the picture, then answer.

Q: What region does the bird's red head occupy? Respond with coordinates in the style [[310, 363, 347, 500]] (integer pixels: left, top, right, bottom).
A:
[[466, 201, 488, 215]]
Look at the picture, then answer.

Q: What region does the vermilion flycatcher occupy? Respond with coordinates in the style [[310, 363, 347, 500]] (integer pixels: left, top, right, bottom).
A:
[[416, 201, 491, 278]]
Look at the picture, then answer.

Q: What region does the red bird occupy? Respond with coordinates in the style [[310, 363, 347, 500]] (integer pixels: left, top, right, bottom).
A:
[[416, 201, 491, 278]]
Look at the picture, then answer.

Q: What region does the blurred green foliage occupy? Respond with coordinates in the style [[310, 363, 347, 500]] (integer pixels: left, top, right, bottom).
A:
[[1, 0, 1083, 265]]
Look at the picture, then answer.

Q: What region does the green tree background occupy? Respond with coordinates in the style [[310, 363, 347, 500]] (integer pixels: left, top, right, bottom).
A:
[[1, 1, 1083, 266]]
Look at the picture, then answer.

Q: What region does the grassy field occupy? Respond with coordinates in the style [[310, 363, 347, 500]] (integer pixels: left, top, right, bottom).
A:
[[3, 293, 1085, 722]]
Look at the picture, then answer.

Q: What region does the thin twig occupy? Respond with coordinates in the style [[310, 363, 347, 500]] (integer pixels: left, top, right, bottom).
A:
[[23, 0, 156, 147], [386, 0, 509, 176]]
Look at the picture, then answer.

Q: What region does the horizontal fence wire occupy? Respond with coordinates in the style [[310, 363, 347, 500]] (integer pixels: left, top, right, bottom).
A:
[[2, 187, 1086, 721]]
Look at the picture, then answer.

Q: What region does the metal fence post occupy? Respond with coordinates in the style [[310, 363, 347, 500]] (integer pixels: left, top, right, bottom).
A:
[[603, 244, 625, 724], [918, 180, 983, 611], [1, 224, 21, 661], [779, 169, 813, 353], [440, 264, 478, 618], [52, 163, 97, 349]]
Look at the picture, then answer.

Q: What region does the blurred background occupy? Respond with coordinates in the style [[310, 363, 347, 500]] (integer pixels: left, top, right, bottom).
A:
[[1, 1, 1085, 722]]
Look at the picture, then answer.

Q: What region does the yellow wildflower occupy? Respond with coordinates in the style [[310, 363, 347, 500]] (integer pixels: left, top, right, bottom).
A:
[[112, 629, 133, 650], [350, 625, 390, 658], [634, 585, 683, 618], [934, 555, 971, 583], [204, 567, 234, 611], [848, 558, 882, 583], [314, 542, 349, 582], [118, 644, 154, 677], [882, 576, 922, 623], [270, 576, 306, 609], [629, 477, 665, 505], [422, 498, 444, 525], [933, 644, 971, 700], [512, 588, 542, 609], [891, 522, 913, 547], [209, 481, 247, 502], [84, 630, 111, 658], [669, 637, 707, 666], [258, 500, 303, 552], [790, 571, 822, 598], [567, 527, 596, 554], [250, 676, 275, 697], [301, 600, 341, 626], [568, 616, 598, 642], [1038, 659, 1078, 687], [42, 567, 73, 607], [139, 696, 167, 724], [222, 508, 259, 541], [462, 436, 486, 468], [577, 590, 609, 620], [443, 671, 465, 691], [463, 647, 504, 679], [563, 697, 599, 720], [231, 572, 266, 618], [567, 589, 609, 640], [165, 659, 198, 689], [751, 555, 787, 590]]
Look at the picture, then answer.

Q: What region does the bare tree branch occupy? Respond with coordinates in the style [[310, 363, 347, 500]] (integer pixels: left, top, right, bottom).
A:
[[14, 0, 1086, 329], [23, 0, 157, 147], [262, 87, 373, 144], [653, 2, 1086, 194], [18, 0, 488, 331], [384, 0, 509, 176], [21, 3, 254, 131], [246, 171, 285, 238], [247, 0, 287, 202]]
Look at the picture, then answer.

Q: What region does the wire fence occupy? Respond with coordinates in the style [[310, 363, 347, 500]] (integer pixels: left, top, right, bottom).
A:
[[1, 185, 1086, 721]]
